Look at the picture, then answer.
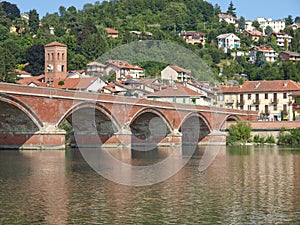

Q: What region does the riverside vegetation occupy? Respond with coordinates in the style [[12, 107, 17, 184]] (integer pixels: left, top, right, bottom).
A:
[[227, 120, 276, 145]]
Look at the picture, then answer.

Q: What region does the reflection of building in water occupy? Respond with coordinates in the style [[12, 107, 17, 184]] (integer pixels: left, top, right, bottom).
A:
[[205, 146, 297, 223], [22, 151, 68, 224]]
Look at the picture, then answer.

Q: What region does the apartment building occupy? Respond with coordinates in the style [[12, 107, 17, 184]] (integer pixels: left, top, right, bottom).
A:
[[218, 80, 300, 121]]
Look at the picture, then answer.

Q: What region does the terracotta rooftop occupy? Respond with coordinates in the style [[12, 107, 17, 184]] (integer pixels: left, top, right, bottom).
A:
[[52, 77, 97, 89], [16, 75, 46, 86], [148, 85, 204, 97], [45, 41, 67, 47], [169, 65, 191, 74], [221, 80, 300, 93], [245, 30, 266, 37], [105, 28, 118, 34], [107, 60, 143, 70], [251, 46, 274, 51]]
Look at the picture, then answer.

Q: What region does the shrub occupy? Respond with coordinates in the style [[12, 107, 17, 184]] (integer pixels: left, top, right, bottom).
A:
[[227, 120, 251, 145], [265, 135, 275, 144]]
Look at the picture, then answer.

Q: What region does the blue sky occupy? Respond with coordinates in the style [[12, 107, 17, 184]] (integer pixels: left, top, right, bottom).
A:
[[8, 0, 300, 21]]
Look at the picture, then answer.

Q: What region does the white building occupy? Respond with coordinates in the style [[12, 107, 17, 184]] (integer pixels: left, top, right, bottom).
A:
[[256, 17, 285, 34], [249, 46, 277, 63], [271, 32, 292, 49], [217, 33, 240, 53]]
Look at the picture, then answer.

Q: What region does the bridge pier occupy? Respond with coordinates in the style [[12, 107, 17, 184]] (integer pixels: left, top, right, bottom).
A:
[[0, 123, 66, 150], [159, 129, 182, 147], [199, 130, 227, 146], [103, 128, 132, 149]]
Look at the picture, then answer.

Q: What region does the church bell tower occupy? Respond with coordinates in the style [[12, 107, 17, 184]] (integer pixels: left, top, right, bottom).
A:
[[44, 41, 67, 84]]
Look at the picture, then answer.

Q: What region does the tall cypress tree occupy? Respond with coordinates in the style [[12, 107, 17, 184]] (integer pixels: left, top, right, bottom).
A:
[[29, 9, 40, 35], [226, 1, 236, 17]]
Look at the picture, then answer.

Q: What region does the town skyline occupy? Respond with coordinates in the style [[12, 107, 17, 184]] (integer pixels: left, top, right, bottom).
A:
[[8, 0, 300, 20]]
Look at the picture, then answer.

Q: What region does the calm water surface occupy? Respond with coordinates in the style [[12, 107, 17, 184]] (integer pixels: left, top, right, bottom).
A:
[[1, 146, 300, 224]]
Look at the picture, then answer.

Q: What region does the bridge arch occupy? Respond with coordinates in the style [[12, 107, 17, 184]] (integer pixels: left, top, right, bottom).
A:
[[219, 114, 241, 130], [57, 102, 122, 131], [0, 94, 43, 130], [179, 112, 212, 143], [129, 107, 173, 145], [57, 102, 122, 146]]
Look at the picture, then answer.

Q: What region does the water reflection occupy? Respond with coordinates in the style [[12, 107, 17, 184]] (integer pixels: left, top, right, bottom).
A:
[[0, 146, 300, 224]]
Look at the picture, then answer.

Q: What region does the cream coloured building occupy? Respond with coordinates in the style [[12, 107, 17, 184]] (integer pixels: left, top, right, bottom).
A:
[[218, 80, 300, 121]]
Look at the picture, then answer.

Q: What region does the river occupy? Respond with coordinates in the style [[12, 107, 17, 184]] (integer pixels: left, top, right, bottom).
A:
[[0, 145, 300, 224]]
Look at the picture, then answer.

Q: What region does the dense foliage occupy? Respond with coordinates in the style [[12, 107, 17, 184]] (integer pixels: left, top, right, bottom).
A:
[[227, 120, 252, 144], [278, 127, 300, 145], [0, 0, 299, 83]]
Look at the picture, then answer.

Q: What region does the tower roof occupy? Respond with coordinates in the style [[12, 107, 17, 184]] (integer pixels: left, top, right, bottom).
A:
[[45, 41, 67, 47]]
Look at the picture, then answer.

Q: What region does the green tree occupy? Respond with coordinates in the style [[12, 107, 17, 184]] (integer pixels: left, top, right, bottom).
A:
[[0, 1, 20, 20], [29, 9, 40, 35], [227, 120, 251, 144], [161, 2, 189, 31], [285, 15, 293, 26], [252, 20, 260, 30], [265, 26, 273, 36], [255, 51, 266, 67], [295, 16, 300, 24], [24, 45, 45, 75], [238, 16, 245, 31], [79, 32, 107, 61], [226, 1, 236, 17], [0, 47, 16, 82]]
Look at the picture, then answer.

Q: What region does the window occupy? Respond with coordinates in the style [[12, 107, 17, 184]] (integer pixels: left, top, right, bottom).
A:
[[173, 98, 176, 103], [248, 94, 251, 100], [265, 93, 268, 99], [183, 98, 186, 104], [57, 53, 60, 60], [256, 105, 259, 111], [265, 105, 269, 114], [274, 104, 277, 111], [283, 93, 287, 99], [248, 105, 251, 110]]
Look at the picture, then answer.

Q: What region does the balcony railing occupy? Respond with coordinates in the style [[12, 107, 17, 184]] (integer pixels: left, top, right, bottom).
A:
[[225, 99, 234, 105], [270, 98, 279, 104], [252, 99, 260, 105], [236, 100, 244, 106]]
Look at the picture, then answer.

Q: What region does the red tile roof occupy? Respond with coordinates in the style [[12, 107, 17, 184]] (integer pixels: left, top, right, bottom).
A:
[[148, 85, 204, 97], [219, 85, 241, 93], [105, 28, 118, 34], [245, 30, 266, 37], [52, 77, 97, 89], [16, 75, 46, 86], [251, 46, 274, 51], [107, 60, 143, 70], [220, 80, 300, 93], [169, 65, 191, 73], [45, 41, 67, 47]]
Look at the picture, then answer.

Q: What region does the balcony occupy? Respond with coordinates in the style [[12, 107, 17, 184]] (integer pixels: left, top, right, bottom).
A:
[[270, 98, 279, 105], [252, 99, 260, 105], [236, 100, 244, 106], [225, 99, 234, 105]]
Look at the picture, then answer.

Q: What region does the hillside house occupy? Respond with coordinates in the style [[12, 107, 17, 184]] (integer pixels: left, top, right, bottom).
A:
[[161, 65, 191, 83], [217, 33, 240, 53], [249, 46, 277, 63], [180, 31, 206, 45]]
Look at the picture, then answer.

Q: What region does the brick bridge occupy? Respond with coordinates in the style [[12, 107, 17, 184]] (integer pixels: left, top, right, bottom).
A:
[[0, 83, 257, 150]]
